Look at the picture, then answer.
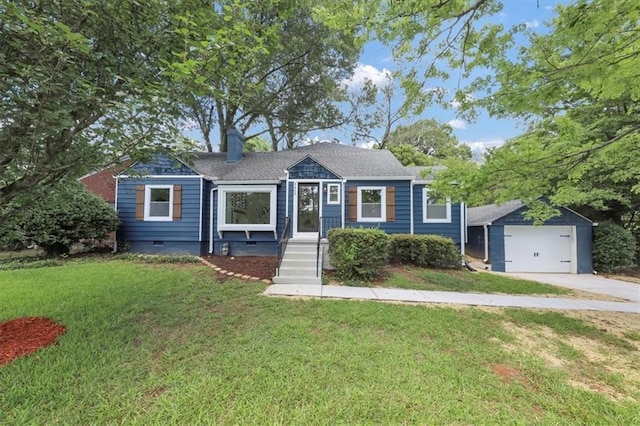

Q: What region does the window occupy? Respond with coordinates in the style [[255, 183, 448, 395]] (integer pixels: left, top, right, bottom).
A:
[[357, 186, 386, 222], [327, 183, 340, 204], [144, 185, 173, 221], [217, 185, 277, 231], [423, 187, 451, 223]]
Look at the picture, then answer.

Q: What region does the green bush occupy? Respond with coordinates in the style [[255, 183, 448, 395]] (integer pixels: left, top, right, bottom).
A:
[[593, 222, 637, 273], [0, 181, 119, 257], [389, 234, 461, 269], [328, 227, 390, 281]]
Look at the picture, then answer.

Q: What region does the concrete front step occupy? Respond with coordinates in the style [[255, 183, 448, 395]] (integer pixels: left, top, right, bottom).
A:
[[277, 266, 318, 277], [272, 275, 322, 285], [279, 259, 317, 269]]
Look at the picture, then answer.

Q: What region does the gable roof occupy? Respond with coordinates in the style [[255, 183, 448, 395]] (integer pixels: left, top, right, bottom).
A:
[[191, 142, 412, 181], [467, 200, 525, 226]]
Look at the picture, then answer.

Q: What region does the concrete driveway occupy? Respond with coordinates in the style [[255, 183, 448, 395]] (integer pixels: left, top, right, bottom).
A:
[[505, 273, 640, 303]]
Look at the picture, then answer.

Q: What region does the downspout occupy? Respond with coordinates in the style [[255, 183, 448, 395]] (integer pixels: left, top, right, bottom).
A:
[[209, 187, 217, 253], [113, 176, 119, 253], [409, 181, 414, 234], [483, 223, 490, 263], [460, 202, 466, 256], [285, 170, 290, 223], [341, 179, 346, 229], [198, 178, 203, 242]]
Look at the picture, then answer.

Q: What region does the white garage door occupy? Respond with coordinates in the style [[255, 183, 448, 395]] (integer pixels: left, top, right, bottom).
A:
[[504, 225, 575, 273]]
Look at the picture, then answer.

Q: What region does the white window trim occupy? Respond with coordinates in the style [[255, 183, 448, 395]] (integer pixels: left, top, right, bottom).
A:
[[357, 186, 386, 222], [327, 183, 340, 205], [144, 185, 173, 221], [422, 187, 451, 223], [217, 185, 277, 232]]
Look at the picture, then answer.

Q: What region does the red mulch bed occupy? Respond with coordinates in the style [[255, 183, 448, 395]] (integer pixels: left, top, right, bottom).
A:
[[0, 317, 66, 365], [201, 255, 278, 280]]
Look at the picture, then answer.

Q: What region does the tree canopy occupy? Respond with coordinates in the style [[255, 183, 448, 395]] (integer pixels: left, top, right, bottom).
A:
[[432, 0, 639, 229], [0, 0, 208, 209], [387, 119, 471, 161], [180, 0, 367, 152]]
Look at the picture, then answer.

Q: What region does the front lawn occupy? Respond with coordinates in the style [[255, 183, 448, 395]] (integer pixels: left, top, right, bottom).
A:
[[333, 265, 572, 295], [1, 260, 638, 424]]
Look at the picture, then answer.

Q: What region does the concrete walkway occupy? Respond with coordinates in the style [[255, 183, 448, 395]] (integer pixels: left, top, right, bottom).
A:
[[505, 273, 640, 302], [264, 284, 640, 313]]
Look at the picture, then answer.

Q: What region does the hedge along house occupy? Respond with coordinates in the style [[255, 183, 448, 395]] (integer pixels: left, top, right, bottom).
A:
[[116, 130, 466, 283], [466, 200, 595, 274]]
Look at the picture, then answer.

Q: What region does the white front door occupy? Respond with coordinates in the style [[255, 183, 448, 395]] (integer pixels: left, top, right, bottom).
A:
[[504, 225, 575, 273], [293, 182, 320, 239]]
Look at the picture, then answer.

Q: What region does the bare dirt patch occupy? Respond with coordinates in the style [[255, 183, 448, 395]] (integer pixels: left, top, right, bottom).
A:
[[0, 317, 66, 365], [501, 320, 640, 402], [490, 363, 531, 388]]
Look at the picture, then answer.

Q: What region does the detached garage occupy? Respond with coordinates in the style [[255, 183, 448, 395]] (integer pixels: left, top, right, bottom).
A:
[[466, 200, 594, 274]]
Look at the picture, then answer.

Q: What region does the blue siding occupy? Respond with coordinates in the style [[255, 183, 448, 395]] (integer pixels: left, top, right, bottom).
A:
[[576, 225, 593, 273], [412, 185, 462, 246], [211, 183, 286, 257], [489, 225, 506, 272], [493, 205, 592, 227], [202, 180, 213, 250], [467, 226, 485, 259], [344, 181, 411, 234], [117, 177, 203, 255], [288, 157, 339, 179], [321, 182, 342, 237], [128, 155, 198, 176]]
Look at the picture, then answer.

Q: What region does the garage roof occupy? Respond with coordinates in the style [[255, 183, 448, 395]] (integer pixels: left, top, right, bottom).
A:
[[467, 200, 525, 226]]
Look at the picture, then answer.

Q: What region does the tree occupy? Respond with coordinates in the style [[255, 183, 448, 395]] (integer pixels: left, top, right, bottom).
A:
[[244, 136, 272, 152], [316, 0, 508, 115], [386, 144, 431, 167], [433, 1, 639, 221], [180, 0, 365, 152], [0, 182, 119, 257], [0, 0, 206, 212], [387, 119, 472, 161]]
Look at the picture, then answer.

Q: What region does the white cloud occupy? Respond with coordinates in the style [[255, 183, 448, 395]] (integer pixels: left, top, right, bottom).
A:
[[499, 12, 507, 17], [448, 119, 467, 130], [358, 140, 377, 149], [343, 64, 392, 89], [545, 5, 553, 11], [525, 19, 540, 29], [462, 138, 506, 160]]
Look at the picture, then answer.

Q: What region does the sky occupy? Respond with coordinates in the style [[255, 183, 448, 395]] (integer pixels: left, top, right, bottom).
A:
[[312, 0, 567, 155], [185, 1, 567, 154]]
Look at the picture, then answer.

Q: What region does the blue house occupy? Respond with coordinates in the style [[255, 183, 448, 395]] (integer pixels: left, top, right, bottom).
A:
[[467, 200, 595, 274], [116, 130, 466, 283]]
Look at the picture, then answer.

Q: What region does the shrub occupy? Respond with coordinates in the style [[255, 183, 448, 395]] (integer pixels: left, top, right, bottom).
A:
[[0, 181, 119, 257], [389, 234, 461, 269], [328, 227, 390, 281], [593, 222, 637, 273]]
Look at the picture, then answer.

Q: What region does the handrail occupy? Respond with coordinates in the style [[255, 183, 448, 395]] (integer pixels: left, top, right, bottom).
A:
[[277, 217, 290, 274], [316, 216, 322, 278]]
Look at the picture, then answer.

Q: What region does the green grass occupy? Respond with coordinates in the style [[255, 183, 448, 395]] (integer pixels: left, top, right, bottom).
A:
[[1, 261, 638, 424], [377, 265, 571, 295]]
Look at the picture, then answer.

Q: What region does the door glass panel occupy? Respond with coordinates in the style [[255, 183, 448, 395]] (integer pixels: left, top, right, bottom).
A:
[[297, 184, 319, 233]]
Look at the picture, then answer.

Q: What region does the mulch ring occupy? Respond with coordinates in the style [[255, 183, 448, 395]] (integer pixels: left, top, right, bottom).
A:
[[0, 317, 66, 365]]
